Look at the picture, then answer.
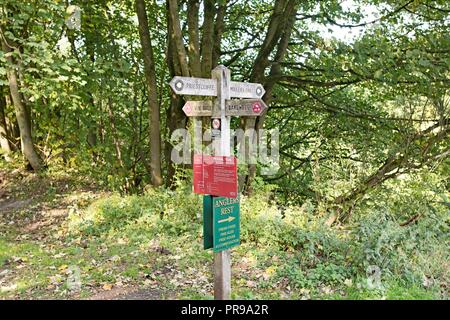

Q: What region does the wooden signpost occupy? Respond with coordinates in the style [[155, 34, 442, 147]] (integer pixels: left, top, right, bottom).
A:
[[170, 65, 267, 300]]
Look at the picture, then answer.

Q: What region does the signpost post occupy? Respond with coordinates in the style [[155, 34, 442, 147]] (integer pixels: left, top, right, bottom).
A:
[[211, 65, 232, 300], [170, 65, 267, 300]]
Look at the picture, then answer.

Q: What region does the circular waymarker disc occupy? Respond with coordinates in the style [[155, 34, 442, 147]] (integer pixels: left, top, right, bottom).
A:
[[256, 86, 263, 97], [212, 118, 221, 129], [184, 104, 192, 114], [252, 102, 262, 113], [175, 80, 184, 91]]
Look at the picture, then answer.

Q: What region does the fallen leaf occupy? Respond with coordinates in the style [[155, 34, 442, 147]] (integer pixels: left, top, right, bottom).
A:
[[117, 238, 128, 245], [0, 269, 10, 277], [110, 255, 121, 263], [143, 279, 155, 286], [103, 284, 113, 291], [1, 284, 17, 293], [58, 265, 68, 271]]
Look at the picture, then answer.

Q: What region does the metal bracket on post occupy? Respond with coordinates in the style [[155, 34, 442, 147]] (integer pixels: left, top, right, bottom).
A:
[[211, 65, 231, 300]]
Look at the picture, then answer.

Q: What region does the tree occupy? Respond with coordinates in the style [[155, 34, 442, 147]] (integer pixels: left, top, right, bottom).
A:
[[136, 0, 163, 186], [0, 0, 447, 214], [0, 86, 12, 160], [1, 36, 43, 170]]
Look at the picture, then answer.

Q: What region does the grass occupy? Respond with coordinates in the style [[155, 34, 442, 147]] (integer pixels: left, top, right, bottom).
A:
[[0, 166, 448, 300]]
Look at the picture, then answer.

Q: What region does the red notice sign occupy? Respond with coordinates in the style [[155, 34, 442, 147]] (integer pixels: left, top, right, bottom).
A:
[[193, 154, 238, 198]]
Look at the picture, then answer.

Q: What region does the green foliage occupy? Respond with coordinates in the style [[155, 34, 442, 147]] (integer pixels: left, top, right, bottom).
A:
[[67, 187, 202, 238], [347, 173, 450, 294], [0, 168, 446, 299], [1, 0, 448, 198], [60, 175, 448, 299]]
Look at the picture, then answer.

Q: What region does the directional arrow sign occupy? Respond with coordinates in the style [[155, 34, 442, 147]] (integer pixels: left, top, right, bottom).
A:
[[170, 76, 217, 96], [226, 99, 268, 116], [218, 216, 236, 224], [182, 101, 213, 117], [230, 82, 265, 99], [183, 99, 268, 117], [170, 76, 265, 99]]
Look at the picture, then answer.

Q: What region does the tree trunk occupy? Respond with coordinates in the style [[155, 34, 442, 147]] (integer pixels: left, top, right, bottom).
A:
[[165, 13, 186, 187], [106, 98, 125, 170], [328, 120, 450, 225], [82, 4, 99, 162], [131, 85, 153, 179], [212, 1, 227, 69], [164, 0, 227, 187], [6, 94, 20, 150], [167, 0, 190, 77], [249, 0, 289, 84], [243, 0, 298, 194], [200, 0, 215, 77], [136, 0, 163, 187], [165, 0, 189, 187], [0, 92, 12, 161], [2, 39, 43, 170], [187, 0, 202, 77]]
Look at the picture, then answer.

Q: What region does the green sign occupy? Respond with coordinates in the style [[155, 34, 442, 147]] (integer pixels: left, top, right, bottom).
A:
[[203, 195, 240, 252], [203, 195, 213, 250]]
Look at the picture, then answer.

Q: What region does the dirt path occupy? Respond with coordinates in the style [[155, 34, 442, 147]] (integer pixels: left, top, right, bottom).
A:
[[89, 286, 166, 300], [0, 167, 180, 300]]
